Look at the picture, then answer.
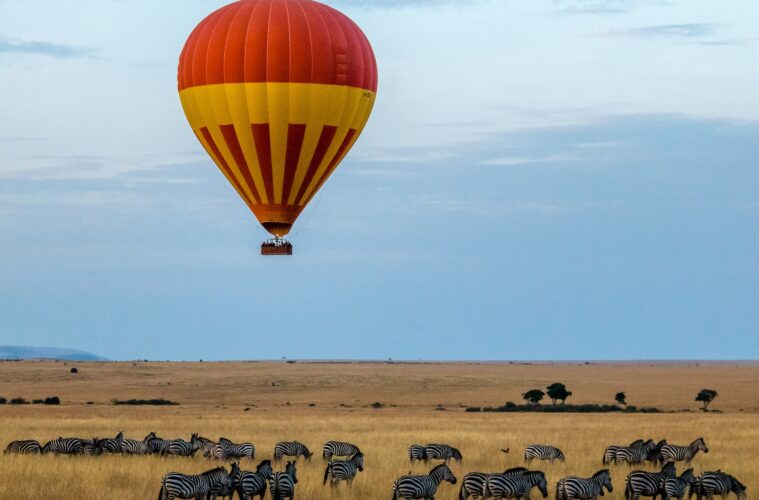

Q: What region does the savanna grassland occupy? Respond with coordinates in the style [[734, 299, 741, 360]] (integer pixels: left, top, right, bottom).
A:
[[0, 360, 757, 499]]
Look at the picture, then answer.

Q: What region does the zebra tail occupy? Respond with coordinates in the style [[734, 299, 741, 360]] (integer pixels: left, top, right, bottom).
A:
[[459, 480, 468, 500], [156, 482, 164, 500], [323, 462, 331, 485]]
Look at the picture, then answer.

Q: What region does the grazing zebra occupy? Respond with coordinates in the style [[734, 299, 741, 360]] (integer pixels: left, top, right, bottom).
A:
[[273, 441, 312, 461], [211, 462, 240, 499], [392, 463, 457, 500], [158, 466, 233, 500], [147, 433, 173, 455], [646, 440, 669, 465], [209, 437, 255, 460], [524, 444, 565, 463], [4, 440, 42, 454], [459, 468, 528, 500], [82, 437, 100, 456], [269, 461, 298, 500], [409, 444, 428, 462], [660, 438, 708, 464], [95, 431, 124, 454], [121, 432, 155, 455], [425, 444, 463, 463], [195, 435, 217, 457], [322, 440, 361, 460], [624, 461, 676, 500], [234, 459, 273, 500], [483, 470, 549, 499], [41, 437, 84, 455], [168, 433, 201, 457], [616, 439, 657, 466], [556, 469, 613, 500], [689, 472, 747, 500], [661, 468, 695, 500], [604, 439, 645, 465], [323, 451, 364, 487]]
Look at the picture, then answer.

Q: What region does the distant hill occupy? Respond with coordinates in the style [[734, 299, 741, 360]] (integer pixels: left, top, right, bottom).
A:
[[0, 346, 108, 361]]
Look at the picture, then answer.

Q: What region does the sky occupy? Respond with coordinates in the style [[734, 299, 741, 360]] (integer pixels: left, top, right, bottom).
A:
[[0, 0, 757, 360]]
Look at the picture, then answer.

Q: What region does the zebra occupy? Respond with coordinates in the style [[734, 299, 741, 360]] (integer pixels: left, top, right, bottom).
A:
[[425, 443, 463, 463], [689, 472, 747, 500], [168, 433, 201, 457], [556, 469, 613, 500], [269, 461, 298, 500], [41, 437, 84, 455], [234, 459, 273, 500], [624, 461, 677, 500], [220, 437, 255, 459], [524, 444, 565, 463], [660, 438, 708, 464], [211, 462, 240, 499], [661, 468, 695, 500], [147, 433, 174, 455], [460, 467, 529, 500], [121, 432, 155, 455], [323, 440, 361, 460], [409, 444, 428, 462], [4, 440, 42, 454], [273, 441, 312, 461], [604, 439, 645, 465], [95, 431, 124, 454], [82, 437, 100, 456], [323, 451, 364, 487], [158, 466, 233, 500], [646, 440, 669, 465], [616, 439, 657, 466], [483, 470, 549, 499], [195, 435, 217, 457], [392, 463, 457, 499]]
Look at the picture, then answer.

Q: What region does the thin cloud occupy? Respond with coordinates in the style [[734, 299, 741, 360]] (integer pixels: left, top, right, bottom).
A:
[[554, 0, 671, 15], [601, 23, 716, 39], [483, 154, 576, 167], [0, 38, 96, 59], [332, 0, 474, 9]]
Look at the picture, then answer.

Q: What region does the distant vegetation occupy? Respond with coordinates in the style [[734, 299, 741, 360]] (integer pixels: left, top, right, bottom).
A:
[[0, 396, 60, 405], [696, 388, 718, 410], [465, 402, 662, 413], [111, 398, 179, 406]]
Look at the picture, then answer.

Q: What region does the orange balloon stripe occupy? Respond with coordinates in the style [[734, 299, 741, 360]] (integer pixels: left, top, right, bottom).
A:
[[198, 126, 255, 210], [283, 124, 307, 204], [250, 124, 275, 204], [293, 125, 338, 206], [304, 128, 358, 207], [219, 124, 263, 205]]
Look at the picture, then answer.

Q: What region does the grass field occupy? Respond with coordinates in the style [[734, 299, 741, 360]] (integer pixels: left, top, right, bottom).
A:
[[0, 361, 757, 499]]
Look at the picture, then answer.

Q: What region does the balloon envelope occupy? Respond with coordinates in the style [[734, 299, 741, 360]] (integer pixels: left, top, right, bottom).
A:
[[178, 0, 378, 237]]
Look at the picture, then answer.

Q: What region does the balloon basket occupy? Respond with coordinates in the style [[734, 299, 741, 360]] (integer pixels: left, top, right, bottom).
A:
[[261, 238, 293, 256]]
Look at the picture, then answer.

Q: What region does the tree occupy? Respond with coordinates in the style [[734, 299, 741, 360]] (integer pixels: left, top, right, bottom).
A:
[[522, 389, 545, 405], [615, 392, 627, 406], [546, 383, 572, 405], [696, 389, 718, 410]]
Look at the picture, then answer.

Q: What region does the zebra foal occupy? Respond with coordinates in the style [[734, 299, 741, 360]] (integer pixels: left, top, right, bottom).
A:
[[524, 444, 565, 463], [322, 440, 360, 460]]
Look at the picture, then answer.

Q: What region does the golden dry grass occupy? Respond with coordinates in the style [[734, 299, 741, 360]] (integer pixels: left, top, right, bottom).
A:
[[0, 361, 757, 499]]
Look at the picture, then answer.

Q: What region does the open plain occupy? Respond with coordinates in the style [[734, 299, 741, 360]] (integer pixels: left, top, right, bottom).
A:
[[0, 360, 757, 499]]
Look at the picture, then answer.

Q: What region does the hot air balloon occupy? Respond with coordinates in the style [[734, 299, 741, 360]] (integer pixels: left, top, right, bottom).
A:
[[178, 0, 378, 255]]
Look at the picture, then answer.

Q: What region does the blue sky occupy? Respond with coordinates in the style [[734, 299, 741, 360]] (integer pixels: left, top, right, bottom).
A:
[[0, 0, 757, 360]]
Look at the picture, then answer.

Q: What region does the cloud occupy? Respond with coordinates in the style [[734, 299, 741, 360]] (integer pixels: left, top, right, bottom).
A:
[[601, 23, 716, 39], [554, 0, 671, 15], [332, 0, 473, 9], [0, 38, 96, 59], [482, 154, 576, 167]]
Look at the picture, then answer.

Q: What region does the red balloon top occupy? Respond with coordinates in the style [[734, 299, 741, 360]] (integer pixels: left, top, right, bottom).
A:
[[178, 0, 378, 92]]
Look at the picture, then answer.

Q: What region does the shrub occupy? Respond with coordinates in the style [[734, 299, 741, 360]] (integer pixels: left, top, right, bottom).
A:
[[70, 368, 78, 374], [112, 398, 179, 406], [0, 397, 6, 404], [44, 396, 60, 405], [32, 399, 44, 404], [370, 402, 384, 409], [10, 397, 28, 405]]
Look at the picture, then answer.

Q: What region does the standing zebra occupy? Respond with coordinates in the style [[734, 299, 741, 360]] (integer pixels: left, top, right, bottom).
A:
[[556, 469, 613, 500], [168, 433, 201, 457], [646, 440, 669, 465], [483, 470, 549, 499], [604, 439, 645, 465], [616, 440, 657, 466], [234, 459, 273, 500], [269, 461, 298, 500], [82, 437, 100, 456], [158, 466, 233, 500], [121, 432, 156, 455], [195, 435, 217, 457], [409, 444, 428, 462], [147, 433, 173, 455], [625, 461, 677, 500], [460, 468, 528, 500], [661, 468, 695, 500], [425, 444, 463, 463], [660, 438, 708, 464], [322, 440, 360, 460], [524, 444, 565, 463], [392, 463, 457, 500], [95, 431, 124, 454], [209, 437, 255, 460], [41, 437, 84, 455], [273, 441, 312, 461], [689, 471, 747, 500], [323, 451, 364, 487], [4, 440, 42, 454]]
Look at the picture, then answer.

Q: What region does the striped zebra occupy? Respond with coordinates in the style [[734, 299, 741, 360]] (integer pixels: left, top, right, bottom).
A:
[[158, 466, 233, 500], [425, 443, 463, 463], [269, 461, 298, 500], [82, 437, 100, 456], [483, 470, 549, 499], [459, 467, 528, 500], [646, 440, 669, 465], [624, 461, 676, 500], [604, 439, 645, 465], [41, 437, 84, 455], [147, 433, 173, 455], [409, 444, 428, 462], [661, 468, 695, 500], [616, 439, 657, 466], [392, 463, 457, 500], [4, 440, 42, 454], [234, 459, 273, 500], [556, 469, 613, 500], [273, 441, 312, 461], [323, 451, 364, 487], [209, 437, 255, 460], [322, 440, 360, 460], [195, 435, 217, 457], [689, 471, 746, 500], [121, 432, 156, 455], [95, 431, 124, 454], [660, 438, 708, 464], [524, 444, 565, 463], [168, 433, 201, 457]]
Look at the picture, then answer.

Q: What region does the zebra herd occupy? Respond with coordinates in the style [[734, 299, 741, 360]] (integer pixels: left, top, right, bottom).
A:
[[602, 438, 709, 466]]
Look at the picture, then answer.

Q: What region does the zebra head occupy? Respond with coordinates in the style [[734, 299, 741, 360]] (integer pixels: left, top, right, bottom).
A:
[[143, 431, 157, 443], [352, 452, 365, 471], [190, 433, 201, 452], [530, 471, 549, 498], [693, 437, 708, 453], [451, 447, 463, 462], [285, 461, 298, 483], [431, 464, 457, 485], [728, 475, 747, 500], [594, 469, 613, 493], [302, 445, 313, 460], [661, 462, 677, 478], [256, 459, 273, 477], [229, 462, 241, 485]]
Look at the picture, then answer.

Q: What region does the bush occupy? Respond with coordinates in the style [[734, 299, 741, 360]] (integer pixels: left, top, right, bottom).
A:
[[112, 398, 179, 406], [70, 368, 78, 374], [10, 397, 28, 405], [464, 403, 663, 413], [44, 396, 60, 405], [370, 402, 384, 409], [0, 397, 6, 404], [32, 399, 44, 404]]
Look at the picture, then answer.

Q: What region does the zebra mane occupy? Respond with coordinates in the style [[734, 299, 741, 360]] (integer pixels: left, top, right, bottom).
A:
[[429, 463, 450, 475], [256, 459, 272, 472], [504, 467, 529, 474], [661, 461, 676, 472], [593, 469, 610, 479], [200, 466, 228, 476]]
